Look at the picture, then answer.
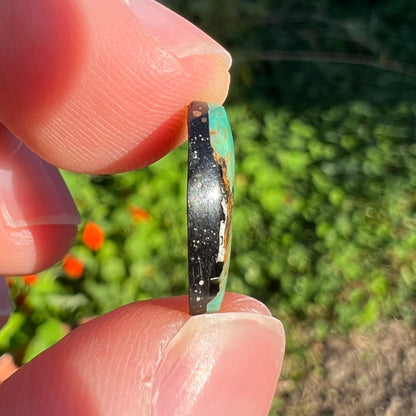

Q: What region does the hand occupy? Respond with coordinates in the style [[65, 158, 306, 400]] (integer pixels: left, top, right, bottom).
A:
[[0, 1, 285, 415]]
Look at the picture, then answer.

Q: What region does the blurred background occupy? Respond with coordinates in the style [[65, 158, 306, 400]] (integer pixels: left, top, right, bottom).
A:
[[2, 0, 416, 414]]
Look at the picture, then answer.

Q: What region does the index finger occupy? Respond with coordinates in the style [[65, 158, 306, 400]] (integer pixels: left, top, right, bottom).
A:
[[0, 0, 231, 173]]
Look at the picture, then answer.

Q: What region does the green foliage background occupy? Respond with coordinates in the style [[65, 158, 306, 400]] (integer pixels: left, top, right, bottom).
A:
[[1, 0, 416, 413]]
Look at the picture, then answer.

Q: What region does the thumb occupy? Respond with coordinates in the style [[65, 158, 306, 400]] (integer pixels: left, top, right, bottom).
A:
[[0, 294, 285, 416]]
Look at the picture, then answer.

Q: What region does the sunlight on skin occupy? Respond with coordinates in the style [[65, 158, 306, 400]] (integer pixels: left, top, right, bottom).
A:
[[0, 295, 284, 415], [0, 0, 231, 174]]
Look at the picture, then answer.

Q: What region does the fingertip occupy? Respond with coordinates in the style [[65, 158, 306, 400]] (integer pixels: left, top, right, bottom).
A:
[[153, 311, 285, 416], [0, 297, 284, 415], [0, 129, 80, 275], [0, 224, 78, 276], [0, 0, 231, 173], [125, 0, 232, 70]]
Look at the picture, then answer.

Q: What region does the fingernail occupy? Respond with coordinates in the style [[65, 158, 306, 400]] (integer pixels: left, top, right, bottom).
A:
[[0, 278, 12, 329], [124, 0, 232, 68], [0, 129, 80, 228], [152, 313, 285, 416], [0, 354, 18, 382]]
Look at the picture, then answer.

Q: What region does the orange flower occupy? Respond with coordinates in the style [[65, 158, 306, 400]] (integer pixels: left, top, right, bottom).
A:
[[23, 274, 38, 286], [82, 222, 105, 251], [128, 206, 150, 223], [62, 255, 84, 279]]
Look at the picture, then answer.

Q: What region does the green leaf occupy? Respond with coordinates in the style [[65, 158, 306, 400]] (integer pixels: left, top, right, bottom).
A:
[[23, 319, 67, 363]]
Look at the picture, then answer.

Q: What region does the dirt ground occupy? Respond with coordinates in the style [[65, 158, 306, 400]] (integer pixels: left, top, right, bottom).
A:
[[276, 321, 416, 416]]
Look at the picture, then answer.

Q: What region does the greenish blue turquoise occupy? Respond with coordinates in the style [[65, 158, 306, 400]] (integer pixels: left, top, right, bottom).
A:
[[206, 104, 235, 313], [208, 104, 235, 185]]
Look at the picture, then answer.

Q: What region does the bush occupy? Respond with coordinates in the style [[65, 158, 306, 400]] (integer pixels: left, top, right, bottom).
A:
[[230, 102, 416, 331]]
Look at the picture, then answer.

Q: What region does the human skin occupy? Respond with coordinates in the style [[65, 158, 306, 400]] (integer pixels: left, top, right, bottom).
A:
[[0, 0, 285, 415]]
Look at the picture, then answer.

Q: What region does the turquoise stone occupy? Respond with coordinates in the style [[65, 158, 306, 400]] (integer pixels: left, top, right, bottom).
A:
[[187, 102, 235, 315], [207, 104, 235, 186], [206, 104, 234, 313]]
